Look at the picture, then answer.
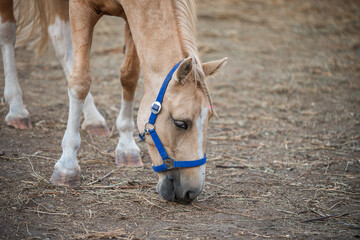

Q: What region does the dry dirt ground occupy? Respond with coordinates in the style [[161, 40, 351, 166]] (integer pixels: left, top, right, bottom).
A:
[[1, 0, 360, 239]]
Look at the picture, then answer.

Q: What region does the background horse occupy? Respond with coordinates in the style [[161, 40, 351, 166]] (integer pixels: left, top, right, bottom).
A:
[[1, 0, 227, 203]]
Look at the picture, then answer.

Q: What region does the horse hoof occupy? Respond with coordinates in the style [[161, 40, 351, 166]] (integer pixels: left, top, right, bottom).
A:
[[6, 117, 32, 130], [50, 168, 81, 187], [116, 152, 143, 167], [84, 124, 110, 137]]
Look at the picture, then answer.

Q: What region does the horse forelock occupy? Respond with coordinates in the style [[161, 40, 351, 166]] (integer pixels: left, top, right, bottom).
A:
[[173, 0, 214, 111]]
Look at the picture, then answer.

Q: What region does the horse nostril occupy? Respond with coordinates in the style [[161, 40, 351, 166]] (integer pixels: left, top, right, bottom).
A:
[[186, 191, 191, 201], [183, 190, 196, 203]]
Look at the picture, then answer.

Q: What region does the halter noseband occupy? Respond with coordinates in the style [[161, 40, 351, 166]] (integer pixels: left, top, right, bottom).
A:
[[139, 61, 207, 173]]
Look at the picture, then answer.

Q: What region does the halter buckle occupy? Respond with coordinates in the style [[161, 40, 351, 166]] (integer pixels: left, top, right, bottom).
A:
[[163, 158, 174, 169], [151, 101, 162, 114]]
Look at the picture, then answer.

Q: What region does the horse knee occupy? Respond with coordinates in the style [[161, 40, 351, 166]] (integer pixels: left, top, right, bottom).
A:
[[120, 76, 137, 93], [0, 0, 16, 46], [68, 73, 91, 100], [120, 60, 140, 101], [120, 61, 140, 85], [0, 21, 16, 46]]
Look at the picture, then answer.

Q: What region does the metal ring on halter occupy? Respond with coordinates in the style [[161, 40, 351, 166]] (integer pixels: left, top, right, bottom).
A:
[[139, 122, 156, 141], [144, 122, 155, 133]]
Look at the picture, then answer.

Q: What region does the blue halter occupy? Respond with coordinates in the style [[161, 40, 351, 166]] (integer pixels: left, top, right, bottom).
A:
[[139, 61, 207, 173]]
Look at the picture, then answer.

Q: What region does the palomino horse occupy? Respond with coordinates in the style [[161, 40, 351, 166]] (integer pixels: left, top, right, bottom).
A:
[[1, 0, 227, 203]]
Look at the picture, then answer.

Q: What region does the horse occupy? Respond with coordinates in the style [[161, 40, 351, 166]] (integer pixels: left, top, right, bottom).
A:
[[1, 0, 227, 203]]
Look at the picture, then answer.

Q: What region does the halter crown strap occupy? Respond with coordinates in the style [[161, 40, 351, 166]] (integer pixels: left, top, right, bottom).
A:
[[139, 61, 207, 173], [148, 61, 182, 125]]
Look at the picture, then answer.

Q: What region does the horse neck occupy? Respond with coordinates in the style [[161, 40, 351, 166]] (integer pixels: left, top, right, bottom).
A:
[[123, 1, 187, 92]]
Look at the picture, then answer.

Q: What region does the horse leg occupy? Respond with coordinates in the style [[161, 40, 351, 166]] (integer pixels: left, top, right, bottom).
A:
[[50, 1, 100, 186], [47, 1, 109, 136], [115, 22, 143, 167], [0, 0, 32, 129]]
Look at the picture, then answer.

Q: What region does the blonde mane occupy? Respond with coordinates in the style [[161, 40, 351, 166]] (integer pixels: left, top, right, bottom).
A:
[[173, 0, 214, 109]]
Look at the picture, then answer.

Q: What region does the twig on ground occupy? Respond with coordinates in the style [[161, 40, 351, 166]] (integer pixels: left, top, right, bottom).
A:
[[25, 222, 31, 236], [237, 228, 272, 238], [300, 212, 349, 223], [109, 125, 116, 138], [216, 164, 247, 169], [276, 209, 297, 215], [80, 185, 152, 189], [23, 153, 57, 161], [91, 145, 115, 158], [328, 201, 342, 210], [88, 169, 117, 185], [28, 191, 64, 197], [75, 227, 126, 240], [334, 220, 360, 229], [284, 172, 307, 185], [26, 209, 68, 216], [25, 157, 50, 184], [141, 196, 169, 211], [81, 223, 89, 235]]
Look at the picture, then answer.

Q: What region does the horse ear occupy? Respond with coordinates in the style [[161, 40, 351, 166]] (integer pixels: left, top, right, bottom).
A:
[[202, 57, 228, 77], [174, 57, 193, 84]]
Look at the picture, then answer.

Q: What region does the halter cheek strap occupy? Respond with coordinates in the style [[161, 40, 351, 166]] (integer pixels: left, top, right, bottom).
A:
[[139, 61, 207, 173]]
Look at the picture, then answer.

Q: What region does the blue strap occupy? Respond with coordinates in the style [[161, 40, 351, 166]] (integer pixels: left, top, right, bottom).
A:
[[149, 129, 169, 160], [138, 133, 145, 141], [152, 155, 207, 173], [148, 61, 183, 125], [173, 155, 207, 168], [152, 163, 169, 173]]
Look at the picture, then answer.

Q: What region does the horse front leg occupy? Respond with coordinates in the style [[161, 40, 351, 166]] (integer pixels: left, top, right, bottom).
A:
[[0, 0, 32, 129], [47, 1, 109, 137], [50, 0, 100, 186], [115, 22, 143, 167]]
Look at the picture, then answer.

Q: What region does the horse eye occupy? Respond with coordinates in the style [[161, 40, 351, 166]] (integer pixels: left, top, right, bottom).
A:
[[174, 120, 188, 130]]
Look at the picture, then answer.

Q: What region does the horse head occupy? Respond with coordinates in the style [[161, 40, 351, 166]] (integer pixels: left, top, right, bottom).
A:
[[138, 57, 227, 203]]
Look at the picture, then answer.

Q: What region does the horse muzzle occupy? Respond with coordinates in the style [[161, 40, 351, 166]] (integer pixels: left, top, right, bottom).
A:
[[156, 168, 204, 204]]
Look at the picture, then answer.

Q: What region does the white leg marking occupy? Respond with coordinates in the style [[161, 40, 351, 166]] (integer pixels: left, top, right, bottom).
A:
[[54, 89, 83, 172], [0, 19, 29, 121], [115, 100, 140, 154], [48, 17, 73, 79], [195, 106, 208, 186], [81, 93, 106, 128], [48, 16, 105, 129]]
